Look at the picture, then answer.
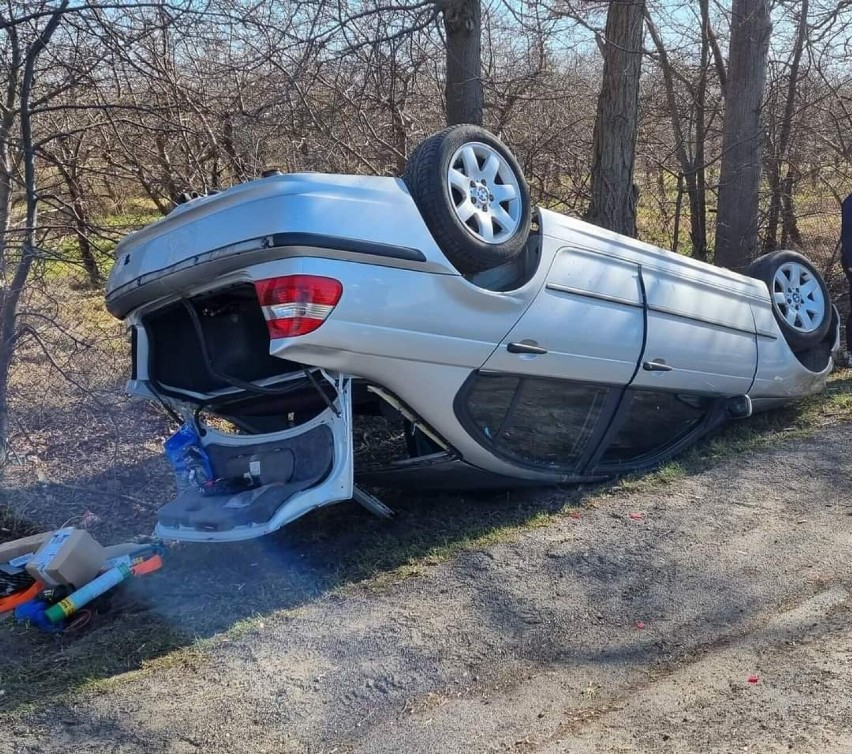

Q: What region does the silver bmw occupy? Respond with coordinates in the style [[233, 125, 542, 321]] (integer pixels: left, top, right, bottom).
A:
[[106, 126, 839, 542]]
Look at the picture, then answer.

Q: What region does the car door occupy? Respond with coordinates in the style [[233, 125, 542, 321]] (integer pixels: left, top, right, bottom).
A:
[[464, 246, 643, 474], [482, 245, 645, 386], [632, 265, 758, 395]]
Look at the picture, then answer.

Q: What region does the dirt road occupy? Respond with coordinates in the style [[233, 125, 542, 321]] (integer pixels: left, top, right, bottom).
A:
[[5, 423, 852, 753]]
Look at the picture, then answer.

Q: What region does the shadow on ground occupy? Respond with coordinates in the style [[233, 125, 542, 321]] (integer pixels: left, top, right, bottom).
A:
[[1, 376, 850, 713], [0, 460, 603, 712]]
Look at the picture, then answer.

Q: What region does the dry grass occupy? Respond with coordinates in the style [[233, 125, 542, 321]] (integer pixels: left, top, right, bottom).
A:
[[4, 282, 172, 543], [1, 204, 852, 715]]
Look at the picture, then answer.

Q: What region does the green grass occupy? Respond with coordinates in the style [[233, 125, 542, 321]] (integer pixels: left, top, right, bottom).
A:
[[40, 205, 161, 283]]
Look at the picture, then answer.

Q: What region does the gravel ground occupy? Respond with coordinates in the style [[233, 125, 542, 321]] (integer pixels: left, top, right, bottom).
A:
[[3, 421, 852, 753]]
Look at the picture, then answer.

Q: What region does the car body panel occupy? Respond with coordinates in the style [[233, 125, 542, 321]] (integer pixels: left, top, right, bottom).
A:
[[749, 301, 839, 403], [483, 248, 644, 385], [105, 173, 840, 542], [106, 174, 459, 317]]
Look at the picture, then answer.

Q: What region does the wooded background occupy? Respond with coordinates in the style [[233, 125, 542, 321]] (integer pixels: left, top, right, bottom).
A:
[[1, 0, 851, 461]]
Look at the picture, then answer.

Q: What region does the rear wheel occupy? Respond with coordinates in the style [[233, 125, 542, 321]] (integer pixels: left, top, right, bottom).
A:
[[747, 250, 831, 351], [403, 125, 532, 274]]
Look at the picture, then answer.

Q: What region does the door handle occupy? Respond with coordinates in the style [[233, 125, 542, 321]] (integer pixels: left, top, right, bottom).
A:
[[507, 341, 548, 355], [642, 359, 673, 372]]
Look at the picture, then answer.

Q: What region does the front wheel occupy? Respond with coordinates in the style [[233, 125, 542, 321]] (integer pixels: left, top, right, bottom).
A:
[[747, 250, 831, 351]]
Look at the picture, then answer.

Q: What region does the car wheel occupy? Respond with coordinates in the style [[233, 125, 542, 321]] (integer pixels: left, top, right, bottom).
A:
[[747, 250, 832, 351], [403, 125, 532, 275]]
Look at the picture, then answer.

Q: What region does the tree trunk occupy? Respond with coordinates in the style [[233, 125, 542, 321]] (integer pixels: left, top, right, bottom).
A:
[[443, 0, 482, 126], [585, 0, 645, 237], [64, 170, 100, 286], [714, 0, 772, 271], [0, 2, 68, 460], [764, 0, 808, 253], [673, 172, 684, 253], [646, 5, 711, 260], [780, 169, 802, 247], [73, 199, 100, 287], [222, 113, 246, 182], [764, 153, 782, 250], [391, 102, 407, 175]]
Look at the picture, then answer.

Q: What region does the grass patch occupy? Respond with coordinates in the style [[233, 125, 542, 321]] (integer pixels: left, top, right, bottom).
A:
[[39, 205, 162, 284], [0, 505, 38, 543], [2, 372, 851, 715]]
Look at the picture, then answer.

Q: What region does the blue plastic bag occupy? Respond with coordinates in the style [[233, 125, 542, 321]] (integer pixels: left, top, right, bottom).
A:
[[163, 423, 214, 492]]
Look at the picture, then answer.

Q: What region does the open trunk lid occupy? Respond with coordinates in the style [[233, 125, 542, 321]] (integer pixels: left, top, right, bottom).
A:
[[155, 373, 354, 543], [131, 281, 356, 542]]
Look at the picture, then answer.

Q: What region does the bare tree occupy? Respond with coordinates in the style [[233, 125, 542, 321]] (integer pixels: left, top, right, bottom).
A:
[[715, 0, 772, 271], [644, 0, 721, 261], [584, 0, 645, 237], [443, 0, 482, 125], [0, 0, 70, 456]]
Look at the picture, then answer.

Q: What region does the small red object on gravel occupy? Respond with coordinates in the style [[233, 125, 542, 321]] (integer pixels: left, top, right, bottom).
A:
[[628, 512, 642, 520], [635, 621, 646, 630], [747, 675, 760, 684], [569, 510, 582, 519]]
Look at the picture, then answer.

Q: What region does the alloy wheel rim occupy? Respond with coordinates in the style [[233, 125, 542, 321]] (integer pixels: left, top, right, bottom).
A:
[[771, 261, 825, 333], [446, 142, 521, 245]]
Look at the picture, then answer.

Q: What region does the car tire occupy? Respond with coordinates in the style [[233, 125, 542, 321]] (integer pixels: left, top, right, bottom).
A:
[[747, 250, 832, 351], [403, 125, 532, 274]]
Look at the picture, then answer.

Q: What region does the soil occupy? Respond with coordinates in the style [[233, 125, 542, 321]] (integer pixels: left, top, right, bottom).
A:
[[3, 420, 852, 753]]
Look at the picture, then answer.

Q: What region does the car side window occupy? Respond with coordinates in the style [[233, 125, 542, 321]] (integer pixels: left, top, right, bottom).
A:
[[465, 374, 520, 442], [463, 374, 611, 471], [599, 390, 713, 466]]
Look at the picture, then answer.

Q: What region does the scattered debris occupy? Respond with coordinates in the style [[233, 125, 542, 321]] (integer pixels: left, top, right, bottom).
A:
[[1, 527, 166, 633]]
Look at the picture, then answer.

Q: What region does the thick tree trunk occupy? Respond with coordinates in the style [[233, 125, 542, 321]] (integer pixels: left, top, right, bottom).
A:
[[764, 0, 808, 253], [715, 0, 772, 271], [443, 0, 482, 126], [585, 0, 645, 237]]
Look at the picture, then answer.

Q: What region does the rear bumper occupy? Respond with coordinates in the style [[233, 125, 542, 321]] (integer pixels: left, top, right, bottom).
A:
[[106, 174, 455, 318]]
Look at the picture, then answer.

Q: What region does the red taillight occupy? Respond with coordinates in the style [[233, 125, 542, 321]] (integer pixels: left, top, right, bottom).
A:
[[254, 274, 343, 338]]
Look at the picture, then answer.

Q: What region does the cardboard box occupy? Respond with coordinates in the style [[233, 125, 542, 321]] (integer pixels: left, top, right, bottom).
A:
[[0, 531, 55, 566], [25, 528, 105, 588]]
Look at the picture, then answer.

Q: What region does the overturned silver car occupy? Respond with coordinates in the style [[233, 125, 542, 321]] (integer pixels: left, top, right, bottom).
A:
[[106, 126, 840, 542]]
